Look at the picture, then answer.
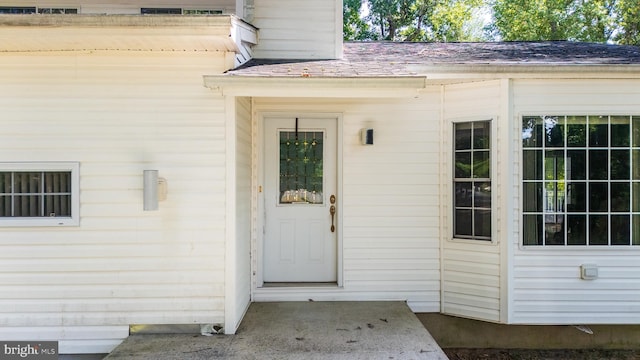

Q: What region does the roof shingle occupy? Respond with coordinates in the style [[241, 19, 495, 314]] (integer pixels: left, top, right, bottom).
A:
[[228, 41, 640, 78]]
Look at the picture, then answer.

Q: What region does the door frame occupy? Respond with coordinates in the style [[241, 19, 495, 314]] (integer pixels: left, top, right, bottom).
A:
[[253, 112, 344, 291]]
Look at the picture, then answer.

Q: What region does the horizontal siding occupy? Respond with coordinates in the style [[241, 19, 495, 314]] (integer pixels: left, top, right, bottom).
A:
[[0, 0, 237, 14], [511, 79, 640, 324], [441, 81, 503, 323], [0, 51, 229, 352], [253, 91, 442, 311], [252, 0, 339, 59]]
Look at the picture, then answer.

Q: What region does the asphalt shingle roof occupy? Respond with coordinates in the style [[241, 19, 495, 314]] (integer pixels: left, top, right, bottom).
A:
[[228, 41, 640, 78]]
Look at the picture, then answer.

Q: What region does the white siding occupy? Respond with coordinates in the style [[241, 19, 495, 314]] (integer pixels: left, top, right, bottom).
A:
[[232, 97, 253, 331], [0, 51, 229, 353], [441, 81, 504, 322], [252, 0, 341, 59], [252, 93, 442, 311], [0, 0, 237, 14], [511, 79, 640, 324]]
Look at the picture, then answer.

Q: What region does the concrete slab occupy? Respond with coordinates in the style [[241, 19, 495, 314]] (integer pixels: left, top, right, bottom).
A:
[[105, 301, 448, 359]]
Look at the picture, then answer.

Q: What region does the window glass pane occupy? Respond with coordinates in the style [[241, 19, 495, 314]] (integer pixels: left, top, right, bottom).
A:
[[589, 116, 609, 147], [611, 183, 630, 212], [544, 181, 565, 212], [0, 173, 10, 193], [279, 131, 323, 204], [13, 173, 41, 194], [0, 196, 9, 217], [523, 150, 543, 180], [473, 121, 490, 149], [589, 183, 608, 212], [544, 116, 564, 147], [474, 209, 491, 238], [474, 182, 491, 208], [473, 151, 490, 178], [523, 182, 542, 212], [634, 215, 640, 245], [45, 172, 72, 193], [567, 215, 586, 245], [566, 182, 586, 212], [455, 123, 472, 150], [455, 209, 472, 237], [611, 215, 631, 245], [545, 150, 564, 180], [523, 215, 543, 245], [455, 182, 472, 207], [633, 116, 640, 147], [522, 117, 543, 148], [634, 182, 640, 212], [610, 150, 630, 180], [45, 195, 71, 217], [567, 116, 587, 147], [589, 215, 609, 245], [611, 116, 630, 147], [633, 150, 640, 180], [545, 214, 564, 245], [455, 152, 471, 178], [13, 195, 41, 217], [589, 150, 608, 180], [566, 150, 586, 180], [141, 8, 181, 14]]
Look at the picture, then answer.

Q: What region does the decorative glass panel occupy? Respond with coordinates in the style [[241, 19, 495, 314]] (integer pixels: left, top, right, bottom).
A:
[[279, 131, 324, 204]]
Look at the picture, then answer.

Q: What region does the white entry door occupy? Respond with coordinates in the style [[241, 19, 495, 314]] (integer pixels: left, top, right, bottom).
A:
[[263, 117, 337, 283]]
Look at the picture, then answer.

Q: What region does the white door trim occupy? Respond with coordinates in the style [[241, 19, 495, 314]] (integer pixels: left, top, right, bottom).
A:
[[253, 112, 344, 295]]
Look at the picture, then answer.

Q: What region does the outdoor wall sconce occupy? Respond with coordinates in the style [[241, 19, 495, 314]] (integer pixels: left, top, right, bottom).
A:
[[360, 128, 374, 145], [143, 170, 168, 211]]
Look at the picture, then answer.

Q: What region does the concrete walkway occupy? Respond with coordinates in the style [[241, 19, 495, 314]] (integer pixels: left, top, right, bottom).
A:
[[105, 301, 448, 359]]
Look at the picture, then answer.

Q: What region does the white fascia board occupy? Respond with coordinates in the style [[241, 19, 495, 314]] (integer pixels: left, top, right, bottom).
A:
[[409, 64, 640, 80], [203, 76, 428, 98]]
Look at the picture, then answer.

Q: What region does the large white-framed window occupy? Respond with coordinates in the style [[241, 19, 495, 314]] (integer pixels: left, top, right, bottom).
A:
[[0, 162, 80, 227], [453, 120, 492, 240], [522, 115, 640, 246]]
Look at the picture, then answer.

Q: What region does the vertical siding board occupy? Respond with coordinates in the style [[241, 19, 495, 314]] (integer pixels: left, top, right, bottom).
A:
[[0, 51, 228, 352], [511, 79, 640, 324]]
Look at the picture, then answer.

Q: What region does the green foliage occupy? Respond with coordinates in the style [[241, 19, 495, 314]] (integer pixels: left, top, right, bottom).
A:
[[490, 0, 618, 42], [344, 0, 640, 45], [616, 0, 640, 45]]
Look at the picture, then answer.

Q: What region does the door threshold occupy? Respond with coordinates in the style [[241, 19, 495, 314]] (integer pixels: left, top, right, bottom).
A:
[[262, 282, 338, 288]]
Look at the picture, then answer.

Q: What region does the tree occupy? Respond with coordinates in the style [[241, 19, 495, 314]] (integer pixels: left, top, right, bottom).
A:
[[343, 0, 376, 40], [616, 0, 640, 45], [367, 0, 416, 40], [490, 0, 616, 42]]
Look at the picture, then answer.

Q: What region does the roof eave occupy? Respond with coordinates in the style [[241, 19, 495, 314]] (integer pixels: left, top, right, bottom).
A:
[[203, 76, 428, 97]]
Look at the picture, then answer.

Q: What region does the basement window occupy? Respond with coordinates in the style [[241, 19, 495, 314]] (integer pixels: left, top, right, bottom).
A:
[[141, 8, 182, 14], [38, 8, 78, 14], [0, 7, 36, 14], [522, 115, 640, 246], [0, 163, 80, 227]]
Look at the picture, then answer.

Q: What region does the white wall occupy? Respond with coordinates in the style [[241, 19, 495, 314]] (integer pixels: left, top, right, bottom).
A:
[[440, 81, 505, 323], [0, 51, 229, 353], [252, 92, 442, 311], [252, 0, 342, 59], [511, 79, 640, 324]]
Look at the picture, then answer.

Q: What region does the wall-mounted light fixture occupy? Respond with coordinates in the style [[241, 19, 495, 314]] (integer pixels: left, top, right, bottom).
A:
[[360, 128, 374, 145], [143, 170, 167, 211]]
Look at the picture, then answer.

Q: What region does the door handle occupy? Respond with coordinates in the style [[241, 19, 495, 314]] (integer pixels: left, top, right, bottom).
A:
[[330, 205, 336, 233]]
